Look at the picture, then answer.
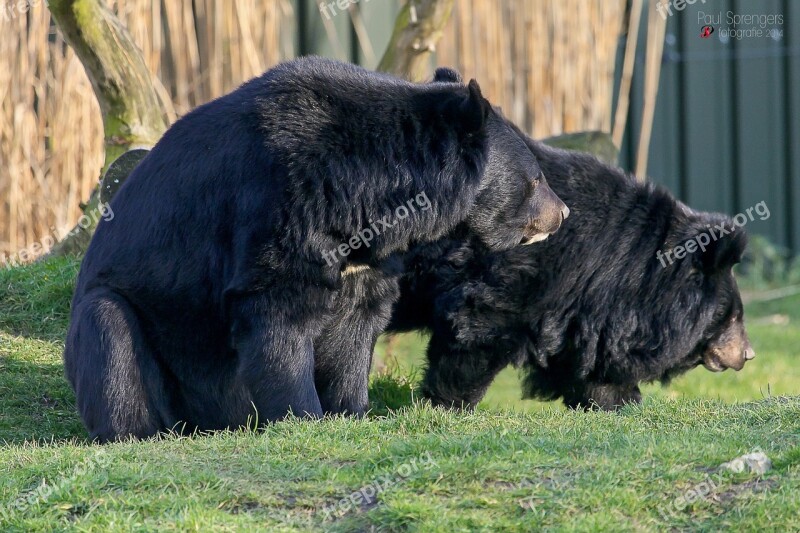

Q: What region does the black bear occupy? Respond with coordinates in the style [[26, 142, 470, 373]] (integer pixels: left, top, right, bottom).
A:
[[389, 136, 755, 410], [64, 58, 568, 441]]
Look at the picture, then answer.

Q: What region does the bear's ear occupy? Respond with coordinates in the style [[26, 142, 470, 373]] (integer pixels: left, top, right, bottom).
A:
[[694, 225, 747, 273], [433, 67, 463, 84], [456, 79, 491, 134]]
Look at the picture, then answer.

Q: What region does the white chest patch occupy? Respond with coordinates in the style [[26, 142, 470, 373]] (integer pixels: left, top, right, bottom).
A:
[[342, 264, 371, 277]]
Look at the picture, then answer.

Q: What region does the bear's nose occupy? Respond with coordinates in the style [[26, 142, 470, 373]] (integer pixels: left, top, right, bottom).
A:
[[561, 205, 570, 220], [744, 346, 756, 360]]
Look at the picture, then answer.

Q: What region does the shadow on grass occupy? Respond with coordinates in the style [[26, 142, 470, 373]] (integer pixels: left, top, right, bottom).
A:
[[0, 256, 78, 344], [0, 359, 86, 444], [0, 352, 418, 445], [0, 258, 83, 443]]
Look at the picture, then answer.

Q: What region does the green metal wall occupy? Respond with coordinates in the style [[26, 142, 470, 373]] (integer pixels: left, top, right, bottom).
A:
[[295, 0, 402, 69], [618, 0, 800, 253]]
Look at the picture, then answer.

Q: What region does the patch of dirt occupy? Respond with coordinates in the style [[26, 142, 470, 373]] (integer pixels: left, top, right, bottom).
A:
[[40, 393, 58, 408], [712, 478, 777, 504], [222, 498, 264, 515], [330, 459, 358, 467], [487, 478, 537, 490], [62, 502, 90, 520]]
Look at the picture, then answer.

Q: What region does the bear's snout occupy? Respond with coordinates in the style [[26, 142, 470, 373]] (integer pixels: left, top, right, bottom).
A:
[[521, 177, 569, 245], [702, 317, 754, 372]]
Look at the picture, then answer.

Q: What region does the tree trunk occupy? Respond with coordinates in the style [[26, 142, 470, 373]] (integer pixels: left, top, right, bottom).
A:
[[377, 0, 455, 82], [46, 0, 170, 256]]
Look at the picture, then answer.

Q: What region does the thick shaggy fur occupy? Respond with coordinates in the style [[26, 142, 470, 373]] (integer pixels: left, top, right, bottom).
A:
[[64, 57, 564, 441], [390, 139, 753, 410]]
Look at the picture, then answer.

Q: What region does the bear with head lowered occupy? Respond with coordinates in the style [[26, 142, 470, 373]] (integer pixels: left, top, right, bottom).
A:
[[389, 132, 754, 410]]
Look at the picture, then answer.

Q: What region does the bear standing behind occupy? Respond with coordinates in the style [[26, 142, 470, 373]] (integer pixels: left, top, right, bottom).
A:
[[389, 136, 754, 410]]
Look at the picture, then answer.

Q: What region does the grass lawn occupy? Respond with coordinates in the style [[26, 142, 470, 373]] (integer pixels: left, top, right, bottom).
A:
[[1, 257, 798, 531]]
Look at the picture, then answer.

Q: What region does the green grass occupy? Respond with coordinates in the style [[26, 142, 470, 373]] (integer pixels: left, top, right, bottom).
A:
[[1, 257, 798, 531]]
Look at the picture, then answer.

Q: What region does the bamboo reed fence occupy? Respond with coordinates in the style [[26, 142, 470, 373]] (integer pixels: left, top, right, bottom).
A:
[[437, 0, 626, 139], [0, 0, 293, 259]]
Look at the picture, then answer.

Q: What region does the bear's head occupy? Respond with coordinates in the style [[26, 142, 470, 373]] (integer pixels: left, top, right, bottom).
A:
[[659, 210, 754, 376], [432, 68, 569, 250], [520, 171, 755, 411], [575, 208, 754, 410]]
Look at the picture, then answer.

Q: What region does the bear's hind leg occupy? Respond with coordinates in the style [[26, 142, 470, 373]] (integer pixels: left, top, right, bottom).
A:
[[64, 289, 175, 442], [314, 311, 378, 416], [314, 272, 397, 416], [230, 294, 324, 422]]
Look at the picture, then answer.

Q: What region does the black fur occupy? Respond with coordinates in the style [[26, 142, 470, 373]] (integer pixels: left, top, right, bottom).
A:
[[64, 57, 556, 441], [389, 138, 750, 410]]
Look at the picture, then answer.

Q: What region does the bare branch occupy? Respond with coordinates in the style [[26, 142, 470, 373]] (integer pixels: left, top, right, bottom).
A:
[[377, 0, 455, 81]]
